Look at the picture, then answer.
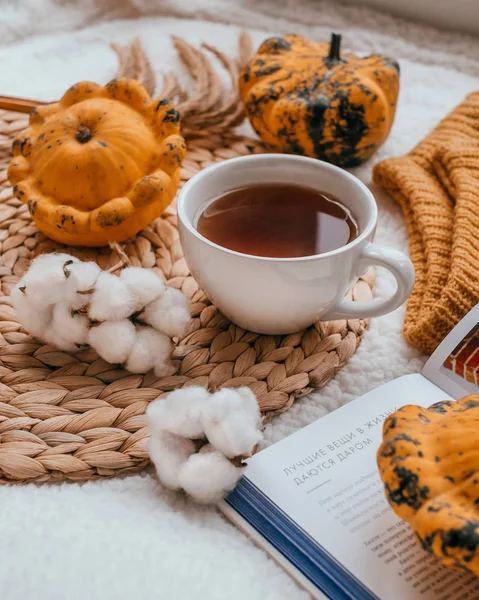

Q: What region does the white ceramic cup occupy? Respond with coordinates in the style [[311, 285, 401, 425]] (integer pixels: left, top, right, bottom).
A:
[[177, 154, 415, 335]]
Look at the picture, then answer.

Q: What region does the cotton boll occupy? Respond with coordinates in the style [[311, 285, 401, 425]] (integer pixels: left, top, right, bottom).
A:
[[42, 304, 86, 351], [64, 260, 101, 292], [146, 398, 168, 431], [141, 287, 190, 338], [88, 272, 137, 321], [147, 387, 210, 438], [120, 267, 165, 311], [88, 319, 136, 364], [32, 253, 77, 267], [230, 386, 262, 417], [124, 329, 156, 374], [144, 329, 173, 375], [42, 328, 79, 352], [178, 447, 243, 504], [51, 302, 89, 345], [148, 430, 196, 491], [124, 327, 172, 374], [205, 387, 261, 427], [20, 253, 79, 306], [201, 387, 263, 458], [25, 253, 79, 277], [154, 356, 178, 378], [64, 261, 101, 308], [11, 285, 52, 339]]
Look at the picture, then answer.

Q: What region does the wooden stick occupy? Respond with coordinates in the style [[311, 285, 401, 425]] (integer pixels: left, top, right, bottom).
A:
[[0, 95, 48, 114]]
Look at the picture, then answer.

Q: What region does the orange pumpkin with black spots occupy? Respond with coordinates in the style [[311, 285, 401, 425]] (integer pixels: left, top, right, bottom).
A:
[[377, 396, 479, 577], [8, 78, 186, 247], [239, 33, 399, 167]]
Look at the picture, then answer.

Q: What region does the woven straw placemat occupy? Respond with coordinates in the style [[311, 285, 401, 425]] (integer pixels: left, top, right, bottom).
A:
[[0, 38, 374, 484]]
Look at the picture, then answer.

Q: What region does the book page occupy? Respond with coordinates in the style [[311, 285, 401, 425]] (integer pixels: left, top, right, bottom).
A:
[[238, 374, 479, 599], [422, 302, 479, 398]]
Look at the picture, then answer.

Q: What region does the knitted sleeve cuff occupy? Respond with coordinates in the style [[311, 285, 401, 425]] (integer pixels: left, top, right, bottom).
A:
[[373, 89, 479, 353], [373, 155, 455, 353]]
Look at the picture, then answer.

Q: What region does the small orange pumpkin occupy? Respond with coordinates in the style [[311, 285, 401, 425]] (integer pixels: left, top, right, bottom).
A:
[[8, 79, 186, 247], [239, 33, 399, 167], [377, 396, 479, 576]]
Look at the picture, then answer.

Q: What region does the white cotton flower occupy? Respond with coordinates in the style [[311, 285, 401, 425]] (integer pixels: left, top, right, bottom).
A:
[[153, 355, 178, 378], [146, 386, 261, 504], [141, 287, 190, 338], [64, 261, 101, 308], [178, 445, 243, 504], [88, 272, 137, 321], [201, 387, 263, 458], [148, 430, 196, 491], [20, 253, 79, 306], [51, 302, 89, 346], [124, 327, 173, 374], [12, 253, 182, 371], [147, 386, 210, 439], [42, 329, 79, 352], [120, 267, 165, 311], [88, 319, 137, 364], [11, 285, 52, 340], [42, 302, 87, 352]]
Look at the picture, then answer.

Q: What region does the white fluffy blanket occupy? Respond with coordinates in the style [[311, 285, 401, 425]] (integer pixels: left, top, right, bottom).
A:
[[0, 2, 478, 598]]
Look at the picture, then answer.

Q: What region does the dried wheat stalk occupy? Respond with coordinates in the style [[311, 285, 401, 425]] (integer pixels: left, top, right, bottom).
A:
[[110, 33, 253, 138]]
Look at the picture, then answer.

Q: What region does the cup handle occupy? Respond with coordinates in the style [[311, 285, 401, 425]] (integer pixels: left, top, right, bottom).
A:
[[321, 242, 415, 321]]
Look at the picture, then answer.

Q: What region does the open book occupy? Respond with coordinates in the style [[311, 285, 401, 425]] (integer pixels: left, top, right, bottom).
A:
[[220, 305, 479, 599]]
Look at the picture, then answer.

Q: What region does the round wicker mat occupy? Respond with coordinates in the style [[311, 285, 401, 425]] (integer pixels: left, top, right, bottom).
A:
[[0, 108, 374, 484]]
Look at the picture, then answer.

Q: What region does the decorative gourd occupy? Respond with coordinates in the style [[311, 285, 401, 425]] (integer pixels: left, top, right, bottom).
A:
[[239, 33, 399, 167], [8, 79, 186, 247], [377, 396, 479, 576]]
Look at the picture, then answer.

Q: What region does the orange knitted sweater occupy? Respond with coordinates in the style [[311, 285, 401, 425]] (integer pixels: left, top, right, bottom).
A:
[[373, 91, 479, 354]]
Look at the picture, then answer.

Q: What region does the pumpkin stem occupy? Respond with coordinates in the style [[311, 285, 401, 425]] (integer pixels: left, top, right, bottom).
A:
[[75, 125, 93, 144], [327, 33, 343, 64]]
